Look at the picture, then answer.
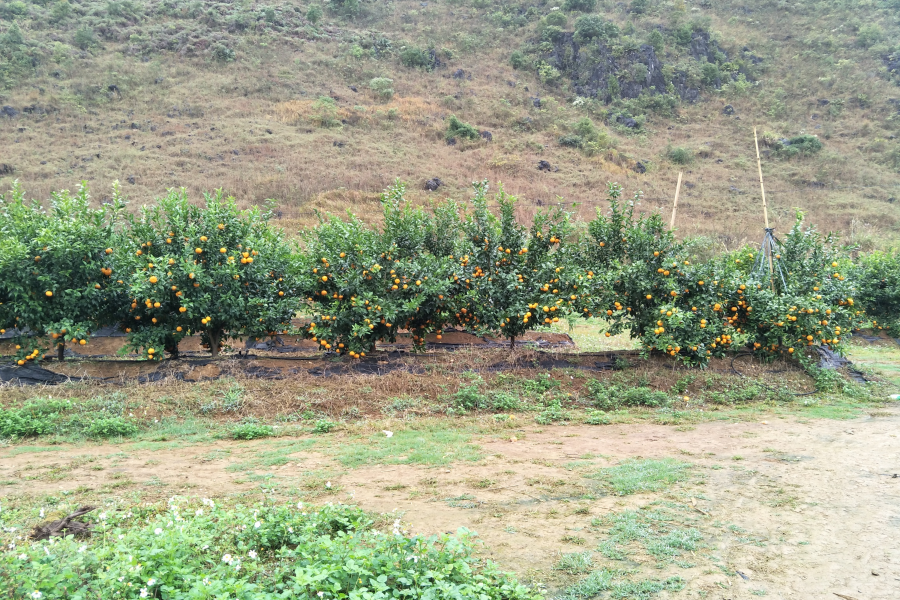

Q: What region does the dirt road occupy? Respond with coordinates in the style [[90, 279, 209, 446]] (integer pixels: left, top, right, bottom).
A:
[[2, 407, 898, 599]]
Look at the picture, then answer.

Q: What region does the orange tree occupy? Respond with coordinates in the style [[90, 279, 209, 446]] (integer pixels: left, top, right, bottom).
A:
[[573, 183, 733, 366], [115, 189, 297, 359], [295, 182, 467, 356], [853, 248, 900, 332], [460, 181, 574, 348], [0, 182, 123, 364], [725, 213, 864, 360]]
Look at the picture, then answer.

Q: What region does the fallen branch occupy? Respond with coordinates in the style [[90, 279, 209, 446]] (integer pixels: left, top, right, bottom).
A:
[[31, 506, 97, 541]]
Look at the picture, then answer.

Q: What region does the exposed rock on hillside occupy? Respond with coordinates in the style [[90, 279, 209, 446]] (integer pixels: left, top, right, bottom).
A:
[[537, 30, 744, 104]]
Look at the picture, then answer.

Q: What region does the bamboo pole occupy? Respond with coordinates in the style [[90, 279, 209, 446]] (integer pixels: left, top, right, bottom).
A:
[[754, 128, 776, 290], [669, 171, 683, 230]]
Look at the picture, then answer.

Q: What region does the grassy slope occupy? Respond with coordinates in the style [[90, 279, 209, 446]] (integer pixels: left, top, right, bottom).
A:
[[0, 0, 899, 247]]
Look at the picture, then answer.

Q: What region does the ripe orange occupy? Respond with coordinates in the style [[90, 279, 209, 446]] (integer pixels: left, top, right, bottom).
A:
[[45, 290, 53, 297]]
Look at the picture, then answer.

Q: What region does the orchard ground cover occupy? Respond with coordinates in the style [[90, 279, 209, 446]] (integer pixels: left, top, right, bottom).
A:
[[0, 334, 898, 599]]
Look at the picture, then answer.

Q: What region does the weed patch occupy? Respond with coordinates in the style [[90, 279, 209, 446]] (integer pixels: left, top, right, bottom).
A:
[[0, 499, 537, 599], [589, 459, 691, 495], [334, 427, 481, 467]]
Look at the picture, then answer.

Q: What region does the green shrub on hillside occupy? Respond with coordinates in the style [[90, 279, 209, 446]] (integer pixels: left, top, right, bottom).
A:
[[445, 114, 481, 141], [667, 146, 694, 165], [559, 117, 611, 156], [510, 50, 528, 69], [544, 11, 568, 28], [563, 0, 597, 12], [306, 4, 323, 24], [773, 135, 823, 158], [369, 76, 394, 101], [400, 45, 433, 69]]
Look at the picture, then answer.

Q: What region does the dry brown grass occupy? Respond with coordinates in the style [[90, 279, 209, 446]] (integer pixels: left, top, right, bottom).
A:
[[0, 0, 898, 247], [0, 345, 819, 425]]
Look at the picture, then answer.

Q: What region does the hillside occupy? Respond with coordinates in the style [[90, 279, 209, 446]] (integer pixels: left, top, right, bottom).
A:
[[1, 0, 899, 247]]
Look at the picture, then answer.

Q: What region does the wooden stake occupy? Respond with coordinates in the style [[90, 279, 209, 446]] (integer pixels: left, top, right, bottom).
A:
[[753, 128, 770, 231], [669, 171, 683, 230], [754, 128, 776, 290]]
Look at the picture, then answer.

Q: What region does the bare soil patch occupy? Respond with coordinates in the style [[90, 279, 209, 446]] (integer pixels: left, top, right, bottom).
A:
[[2, 408, 897, 598]]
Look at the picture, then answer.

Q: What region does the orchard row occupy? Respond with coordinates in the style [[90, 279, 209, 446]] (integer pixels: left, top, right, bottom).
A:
[[1, 180, 898, 366]]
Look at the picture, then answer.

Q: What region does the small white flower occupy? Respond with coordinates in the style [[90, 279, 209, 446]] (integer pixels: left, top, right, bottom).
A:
[[254, 521, 261, 529], [118, 577, 124, 582], [147, 578, 156, 586], [154, 528, 163, 535], [288, 526, 294, 533], [203, 577, 210, 585], [39, 509, 45, 518], [383, 430, 393, 437], [43, 547, 50, 556], [18, 553, 27, 560], [99, 512, 107, 521], [201, 544, 209, 550], [297, 501, 303, 509], [317, 593, 325, 598], [140, 588, 148, 598], [119, 535, 125, 540], [222, 553, 233, 564], [407, 555, 418, 563], [233, 562, 241, 571], [325, 482, 332, 488], [248, 550, 257, 559], [78, 545, 87, 553], [31, 592, 42, 599], [7, 542, 14, 550], [196, 509, 203, 516]]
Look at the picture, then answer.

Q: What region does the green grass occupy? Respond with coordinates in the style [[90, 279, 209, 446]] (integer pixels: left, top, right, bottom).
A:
[[588, 459, 691, 496], [553, 551, 594, 575], [334, 427, 482, 467], [562, 569, 685, 599], [594, 504, 703, 565], [847, 342, 900, 389], [225, 440, 317, 472]]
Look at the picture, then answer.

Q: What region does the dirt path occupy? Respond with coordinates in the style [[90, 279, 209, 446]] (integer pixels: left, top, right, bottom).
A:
[[2, 408, 899, 599]]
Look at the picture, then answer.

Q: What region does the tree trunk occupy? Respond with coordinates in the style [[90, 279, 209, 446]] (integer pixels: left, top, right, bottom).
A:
[[209, 329, 221, 358], [509, 335, 516, 351], [57, 340, 65, 362]]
